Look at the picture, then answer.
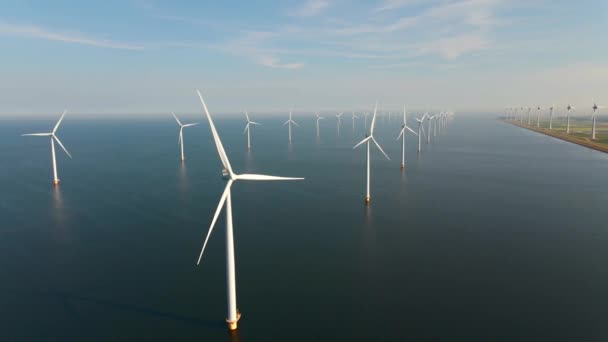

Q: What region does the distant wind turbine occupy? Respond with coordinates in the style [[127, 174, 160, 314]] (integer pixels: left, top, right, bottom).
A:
[[353, 102, 390, 205], [283, 109, 299, 143], [172, 112, 199, 161], [195, 90, 303, 331], [22, 110, 72, 185], [592, 99, 604, 139], [336, 112, 343, 136], [566, 104, 574, 134], [426, 114, 435, 144], [351, 111, 358, 132], [536, 106, 542, 128], [416, 113, 428, 153], [548, 105, 555, 130], [396, 106, 417, 170], [243, 110, 261, 150], [315, 112, 325, 137]]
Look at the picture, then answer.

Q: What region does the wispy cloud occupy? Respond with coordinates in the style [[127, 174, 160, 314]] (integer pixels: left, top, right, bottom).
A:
[[258, 56, 305, 69], [415, 32, 490, 59], [374, 0, 426, 12], [289, 0, 330, 17], [0, 23, 143, 50]]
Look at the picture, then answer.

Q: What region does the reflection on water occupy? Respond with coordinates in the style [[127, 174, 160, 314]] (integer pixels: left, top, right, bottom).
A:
[[177, 162, 189, 194], [50, 185, 70, 242]]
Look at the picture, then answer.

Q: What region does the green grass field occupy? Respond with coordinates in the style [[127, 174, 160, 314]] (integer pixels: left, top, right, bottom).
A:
[[502, 116, 608, 152]]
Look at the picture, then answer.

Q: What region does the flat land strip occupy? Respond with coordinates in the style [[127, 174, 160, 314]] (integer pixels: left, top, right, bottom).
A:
[[501, 119, 608, 153]]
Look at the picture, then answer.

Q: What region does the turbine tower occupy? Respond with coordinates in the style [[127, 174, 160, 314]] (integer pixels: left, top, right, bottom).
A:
[[548, 105, 554, 130], [243, 110, 260, 150], [416, 113, 428, 153], [591, 99, 604, 139], [336, 112, 343, 136], [315, 112, 325, 137], [426, 114, 435, 144], [351, 111, 358, 132], [396, 106, 417, 170], [527, 107, 532, 125], [536, 106, 541, 128], [172, 112, 199, 160], [195, 90, 303, 331], [22, 110, 72, 185], [566, 104, 574, 134], [283, 109, 299, 143], [353, 102, 390, 205]]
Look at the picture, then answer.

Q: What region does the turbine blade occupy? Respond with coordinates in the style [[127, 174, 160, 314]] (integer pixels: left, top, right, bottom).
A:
[[182, 123, 199, 127], [196, 90, 233, 175], [372, 137, 390, 160], [406, 126, 417, 135], [197, 181, 232, 265], [236, 174, 304, 181], [171, 112, 182, 126], [52, 110, 68, 133], [53, 135, 72, 159], [370, 102, 378, 134], [243, 123, 249, 134], [283, 120, 290, 126], [353, 136, 372, 149], [396, 128, 405, 140], [292, 120, 300, 127], [22, 133, 52, 136], [250, 121, 261, 125], [245, 111, 250, 123], [179, 127, 183, 144]]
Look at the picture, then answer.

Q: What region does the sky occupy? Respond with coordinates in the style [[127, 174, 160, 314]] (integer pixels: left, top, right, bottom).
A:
[[0, 0, 607, 115]]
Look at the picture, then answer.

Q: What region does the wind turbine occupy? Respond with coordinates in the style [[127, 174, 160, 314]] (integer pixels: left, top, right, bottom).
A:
[[353, 102, 390, 205], [536, 106, 542, 128], [566, 104, 574, 134], [195, 90, 303, 331], [396, 106, 417, 170], [243, 110, 260, 150], [172, 112, 199, 161], [336, 112, 343, 136], [283, 109, 299, 143], [592, 99, 604, 139], [416, 113, 428, 153], [22, 110, 72, 185], [426, 114, 435, 144], [315, 112, 325, 137], [527, 107, 532, 125], [548, 105, 555, 130], [351, 111, 358, 132]]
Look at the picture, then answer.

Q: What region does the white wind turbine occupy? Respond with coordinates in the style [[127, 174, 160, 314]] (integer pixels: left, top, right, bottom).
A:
[[548, 105, 555, 130], [353, 103, 390, 205], [591, 99, 604, 139], [416, 113, 428, 153], [336, 112, 343, 136], [243, 110, 261, 150], [283, 109, 299, 143], [566, 104, 575, 134], [315, 112, 325, 137], [396, 106, 418, 170], [195, 90, 303, 331], [527, 107, 532, 125], [22, 110, 72, 185], [536, 106, 542, 128], [172, 112, 199, 161], [351, 111, 358, 132], [426, 114, 435, 144]]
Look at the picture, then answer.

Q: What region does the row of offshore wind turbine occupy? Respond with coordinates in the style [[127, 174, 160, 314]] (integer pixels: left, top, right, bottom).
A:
[[504, 100, 604, 139], [20, 92, 453, 332]]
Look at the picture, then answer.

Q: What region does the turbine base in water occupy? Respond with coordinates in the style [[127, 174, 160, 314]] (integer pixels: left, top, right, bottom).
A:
[[364, 196, 370, 204], [400, 163, 405, 170], [53, 179, 60, 185], [226, 311, 241, 331]]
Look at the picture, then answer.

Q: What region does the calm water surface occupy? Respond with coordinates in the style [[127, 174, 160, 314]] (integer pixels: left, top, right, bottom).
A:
[[1, 113, 608, 341]]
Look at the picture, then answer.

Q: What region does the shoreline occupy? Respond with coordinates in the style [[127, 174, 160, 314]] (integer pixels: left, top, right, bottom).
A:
[[500, 119, 608, 154]]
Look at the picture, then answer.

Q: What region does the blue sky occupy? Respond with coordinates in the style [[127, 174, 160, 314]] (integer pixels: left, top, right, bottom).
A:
[[0, 0, 606, 115]]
